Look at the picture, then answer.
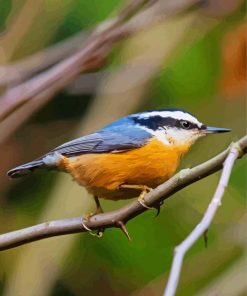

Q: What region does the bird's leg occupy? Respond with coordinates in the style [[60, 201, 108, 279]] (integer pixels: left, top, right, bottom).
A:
[[120, 184, 153, 209], [81, 196, 104, 238], [84, 196, 103, 219], [94, 196, 104, 214]]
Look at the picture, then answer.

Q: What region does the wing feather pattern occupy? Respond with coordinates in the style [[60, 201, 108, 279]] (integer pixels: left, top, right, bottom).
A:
[[51, 130, 149, 157], [7, 121, 152, 178]]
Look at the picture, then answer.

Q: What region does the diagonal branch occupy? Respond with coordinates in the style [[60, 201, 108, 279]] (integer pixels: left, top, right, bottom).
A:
[[0, 30, 88, 87], [163, 142, 243, 296], [0, 134, 246, 251], [0, 0, 152, 87], [0, 0, 202, 123]]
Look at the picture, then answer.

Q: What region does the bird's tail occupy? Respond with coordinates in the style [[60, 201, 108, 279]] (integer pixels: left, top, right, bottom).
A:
[[7, 159, 44, 178]]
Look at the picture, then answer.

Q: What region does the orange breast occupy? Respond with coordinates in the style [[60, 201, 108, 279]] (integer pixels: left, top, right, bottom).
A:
[[59, 139, 190, 200]]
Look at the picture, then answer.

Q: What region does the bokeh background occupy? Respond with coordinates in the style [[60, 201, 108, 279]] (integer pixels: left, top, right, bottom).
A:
[[0, 1, 246, 295]]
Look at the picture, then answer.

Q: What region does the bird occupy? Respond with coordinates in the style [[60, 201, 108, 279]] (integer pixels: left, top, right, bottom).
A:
[[7, 108, 231, 215]]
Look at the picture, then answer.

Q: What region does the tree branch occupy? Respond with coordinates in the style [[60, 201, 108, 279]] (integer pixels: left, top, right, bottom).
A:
[[163, 141, 244, 296], [0, 134, 246, 251], [0, 30, 88, 87], [0, 0, 202, 123]]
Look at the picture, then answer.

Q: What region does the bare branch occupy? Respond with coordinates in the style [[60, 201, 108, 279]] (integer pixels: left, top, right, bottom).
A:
[[0, 0, 153, 87], [0, 31, 88, 87], [163, 141, 245, 296], [0, 134, 246, 252], [0, 0, 202, 123]]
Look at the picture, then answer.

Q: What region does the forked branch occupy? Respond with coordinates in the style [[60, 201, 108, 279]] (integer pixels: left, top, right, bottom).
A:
[[163, 141, 244, 296], [0, 134, 246, 251]]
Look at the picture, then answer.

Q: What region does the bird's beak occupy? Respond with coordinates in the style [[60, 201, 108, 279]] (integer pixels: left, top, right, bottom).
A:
[[204, 126, 231, 134]]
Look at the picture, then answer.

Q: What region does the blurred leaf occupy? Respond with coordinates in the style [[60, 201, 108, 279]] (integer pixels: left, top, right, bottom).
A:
[[54, 0, 122, 42], [0, 0, 11, 32], [219, 22, 247, 98], [153, 26, 221, 104], [229, 158, 247, 199]]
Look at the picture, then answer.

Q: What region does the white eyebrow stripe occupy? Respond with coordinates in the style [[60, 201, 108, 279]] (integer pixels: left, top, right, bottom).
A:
[[137, 111, 203, 127]]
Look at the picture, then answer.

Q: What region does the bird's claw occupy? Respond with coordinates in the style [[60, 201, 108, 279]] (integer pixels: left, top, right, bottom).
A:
[[137, 187, 153, 210], [82, 215, 104, 238], [154, 200, 164, 217], [138, 189, 164, 217]]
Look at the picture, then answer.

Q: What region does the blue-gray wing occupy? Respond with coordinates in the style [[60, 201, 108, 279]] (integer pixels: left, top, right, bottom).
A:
[[51, 128, 151, 157], [7, 118, 152, 178]]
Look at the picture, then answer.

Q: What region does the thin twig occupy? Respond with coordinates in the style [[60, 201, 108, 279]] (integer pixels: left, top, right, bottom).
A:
[[0, 134, 246, 251], [163, 143, 243, 296]]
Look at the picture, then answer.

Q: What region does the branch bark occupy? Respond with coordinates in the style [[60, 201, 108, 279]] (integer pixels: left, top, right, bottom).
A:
[[0, 134, 246, 251], [163, 141, 243, 296]]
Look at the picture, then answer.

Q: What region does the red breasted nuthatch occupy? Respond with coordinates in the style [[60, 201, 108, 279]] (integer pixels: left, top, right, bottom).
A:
[[7, 108, 231, 211]]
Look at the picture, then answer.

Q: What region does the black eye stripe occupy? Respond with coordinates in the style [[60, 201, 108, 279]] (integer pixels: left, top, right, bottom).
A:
[[132, 115, 199, 130], [132, 116, 177, 130]]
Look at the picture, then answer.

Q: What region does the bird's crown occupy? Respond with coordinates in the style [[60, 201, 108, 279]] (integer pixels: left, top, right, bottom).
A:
[[130, 108, 204, 131]]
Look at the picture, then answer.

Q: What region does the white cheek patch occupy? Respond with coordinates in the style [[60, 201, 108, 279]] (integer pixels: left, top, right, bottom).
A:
[[165, 127, 201, 145], [139, 126, 201, 146], [152, 129, 170, 145], [138, 126, 170, 145], [43, 152, 63, 167], [166, 128, 191, 142]]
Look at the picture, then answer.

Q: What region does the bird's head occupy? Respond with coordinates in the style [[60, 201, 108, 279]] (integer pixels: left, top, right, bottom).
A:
[[130, 108, 231, 147]]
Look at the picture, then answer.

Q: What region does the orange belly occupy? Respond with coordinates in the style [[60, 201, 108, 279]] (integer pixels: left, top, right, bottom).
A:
[[59, 139, 190, 200]]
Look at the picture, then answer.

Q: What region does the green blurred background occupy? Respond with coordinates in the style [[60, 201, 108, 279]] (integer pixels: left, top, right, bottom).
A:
[[0, 1, 246, 295]]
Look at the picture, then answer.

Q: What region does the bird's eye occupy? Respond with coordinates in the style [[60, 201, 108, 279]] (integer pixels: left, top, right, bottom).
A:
[[180, 120, 191, 129]]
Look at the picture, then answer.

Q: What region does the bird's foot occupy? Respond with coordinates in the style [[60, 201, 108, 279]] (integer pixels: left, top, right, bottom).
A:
[[138, 187, 164, 217], [137, 186, 153, 209], [120, 184, 154, 209], [82, 210, 104, 238], [82, 196, 105, 237], [120, 184, 162, 215]]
